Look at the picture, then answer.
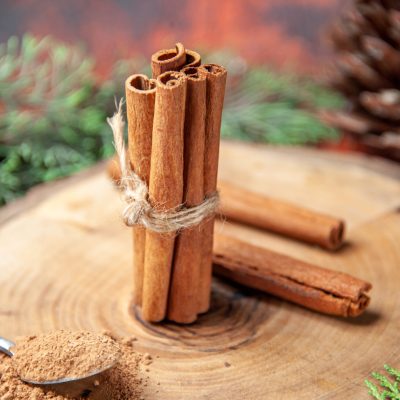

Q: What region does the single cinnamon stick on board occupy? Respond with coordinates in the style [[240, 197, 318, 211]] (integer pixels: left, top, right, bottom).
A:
[[125, 75, 156, 306], [219, 181, 345, 250], [168, 66, 207, 323], [213, 232, 372, 317], [106, 164, 345, 250], [142, 71, 187, 322], [197, 64, 227, 313]]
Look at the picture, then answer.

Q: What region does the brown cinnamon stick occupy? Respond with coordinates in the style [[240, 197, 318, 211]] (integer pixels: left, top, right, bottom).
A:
[[151, 43, 201, 78], [125, 74, 156, 306], [168, 67, 207, 323], [197, 64, 227, 313], [219, 181, 345, 251], [106, 163, 346, 250], [213, 232, 372, 317], [142, 71, 187, 322], [151, 43, 186, 78], [184, 50, 201, 69]]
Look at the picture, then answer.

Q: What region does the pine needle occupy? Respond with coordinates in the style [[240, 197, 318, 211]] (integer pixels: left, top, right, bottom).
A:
[[366, 366, 400, 399]]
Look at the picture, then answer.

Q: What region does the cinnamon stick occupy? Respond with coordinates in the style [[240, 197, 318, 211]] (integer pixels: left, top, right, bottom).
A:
[[151, 43, 201, 78], [197, 64, 227, 313], [125, 74, 156, 306], [168, 67, 207, 323], [184, 49, 201, 69], [219, 181, 345, 251], [106, 164, 346, 250], [142, 71, 187, 322], [151, 43, 186, 78], [213, 232, 372, 317]]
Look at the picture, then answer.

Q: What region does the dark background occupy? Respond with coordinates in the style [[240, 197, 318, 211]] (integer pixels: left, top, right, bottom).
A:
[[0, 0, 346, 76]]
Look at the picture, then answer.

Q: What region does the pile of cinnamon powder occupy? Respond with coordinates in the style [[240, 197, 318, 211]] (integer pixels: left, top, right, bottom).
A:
[[0, 331, 148, 400], [13, 331, 121, 383]]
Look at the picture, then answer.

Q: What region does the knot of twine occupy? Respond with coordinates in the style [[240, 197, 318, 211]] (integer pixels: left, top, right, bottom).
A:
[[107, 100, 219, 233]]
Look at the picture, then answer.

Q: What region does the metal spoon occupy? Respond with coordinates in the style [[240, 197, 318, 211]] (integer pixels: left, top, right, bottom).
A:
[[0, 336, 117, 398]]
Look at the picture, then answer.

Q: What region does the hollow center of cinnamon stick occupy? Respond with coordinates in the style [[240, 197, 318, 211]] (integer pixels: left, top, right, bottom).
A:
[[185, 53, 196, 65], [330, 221, 345, 248], [129, 75, 156, 91], [182, 67, 199, 78], [157, 51, 178, 61], [203, 64, 224, 75], [159, 71, 184, 87]]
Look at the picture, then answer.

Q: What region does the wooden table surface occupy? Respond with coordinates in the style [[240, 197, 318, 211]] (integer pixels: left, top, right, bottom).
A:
[[1, 141, 400, 399]]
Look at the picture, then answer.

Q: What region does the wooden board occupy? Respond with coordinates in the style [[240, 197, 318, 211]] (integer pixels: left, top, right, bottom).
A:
[[1, 141, 400, 399]]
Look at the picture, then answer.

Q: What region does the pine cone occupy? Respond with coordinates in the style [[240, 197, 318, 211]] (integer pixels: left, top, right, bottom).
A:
[[326, 0, 400, 161]]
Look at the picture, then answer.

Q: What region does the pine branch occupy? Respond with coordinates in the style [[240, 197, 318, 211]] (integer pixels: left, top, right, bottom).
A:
[[366, 366, 400, 400], [210, 51, 344, 145], [0, 34, 147, 205]]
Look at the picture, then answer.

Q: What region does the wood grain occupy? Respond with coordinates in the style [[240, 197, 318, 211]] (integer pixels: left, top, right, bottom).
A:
[[1, 141, 400, 399]]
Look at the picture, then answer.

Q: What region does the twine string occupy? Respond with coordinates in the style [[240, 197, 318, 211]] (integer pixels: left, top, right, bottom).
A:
[[107, 99, 219, 233]]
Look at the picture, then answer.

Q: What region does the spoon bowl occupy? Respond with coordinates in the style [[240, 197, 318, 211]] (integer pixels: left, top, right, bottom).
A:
[[0, 335, 118, 398]]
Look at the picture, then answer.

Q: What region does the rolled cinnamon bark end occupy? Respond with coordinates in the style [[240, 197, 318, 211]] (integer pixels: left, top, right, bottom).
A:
[[142, 71, 187, 322], [329, 220, 345, 250], [125, 74, 156, 307], [184, 50, 201, 69], [213, 232, 372, 317], [197, 64, 227, 314], [219, 181, 346, 251], [168, 66, 207, 323], [151, 43, 186, 78]]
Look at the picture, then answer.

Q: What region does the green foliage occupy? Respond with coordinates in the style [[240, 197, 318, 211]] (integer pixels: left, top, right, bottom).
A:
[[366, 365, 400, 399], [221, 63, 343, 144], [0, 34, 145, 205], [0, 34, 344, 206]]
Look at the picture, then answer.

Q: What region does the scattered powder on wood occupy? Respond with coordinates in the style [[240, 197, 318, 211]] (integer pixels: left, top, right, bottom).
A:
[[0, 331, 149, 400]]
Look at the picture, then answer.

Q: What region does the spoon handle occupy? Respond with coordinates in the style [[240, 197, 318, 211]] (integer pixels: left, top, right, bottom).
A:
[[0, 336, 15, 357]]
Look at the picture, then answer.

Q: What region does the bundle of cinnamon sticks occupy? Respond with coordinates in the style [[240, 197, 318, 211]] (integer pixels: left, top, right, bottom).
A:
[[125, 44, 227, 323]]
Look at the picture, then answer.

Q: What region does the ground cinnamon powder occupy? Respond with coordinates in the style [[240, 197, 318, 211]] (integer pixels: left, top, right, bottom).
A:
[[13, 331, 121, 383], [0, 331, 148, 400]]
